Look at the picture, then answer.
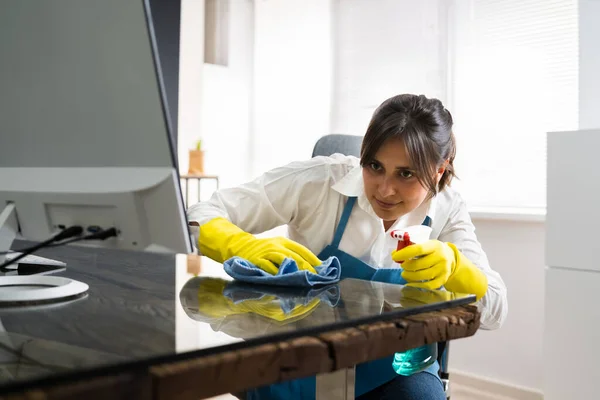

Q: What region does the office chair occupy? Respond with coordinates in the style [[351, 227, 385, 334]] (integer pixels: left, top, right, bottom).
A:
[[312, 134, 364, 158], [312, 133, 452, 399]]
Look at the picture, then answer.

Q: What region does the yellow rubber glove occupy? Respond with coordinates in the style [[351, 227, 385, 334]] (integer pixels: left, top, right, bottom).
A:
[[198, 217, 320, 275], [386, 286, 458, 310], [391, 240, 488, 300], [195, 278, 321, 323]]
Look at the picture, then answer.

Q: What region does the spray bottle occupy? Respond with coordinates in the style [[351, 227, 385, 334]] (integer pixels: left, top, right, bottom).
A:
[[390, 226, 438, 376]]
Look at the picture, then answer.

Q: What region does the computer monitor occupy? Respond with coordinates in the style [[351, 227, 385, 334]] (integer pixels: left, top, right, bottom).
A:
[[0, 0, 194, 258]]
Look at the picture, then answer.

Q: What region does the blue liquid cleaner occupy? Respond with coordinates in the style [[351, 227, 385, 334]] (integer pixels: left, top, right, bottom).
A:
[[392, 343, 437, 376]]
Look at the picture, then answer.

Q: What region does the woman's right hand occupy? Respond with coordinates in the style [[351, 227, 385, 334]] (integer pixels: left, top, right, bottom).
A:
[[198, 217, 321, 275]]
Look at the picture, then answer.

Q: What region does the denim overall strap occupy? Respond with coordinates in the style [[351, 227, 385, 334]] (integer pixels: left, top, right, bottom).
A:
[[422, 215, 432, 227], [331, 197, 357, 248]]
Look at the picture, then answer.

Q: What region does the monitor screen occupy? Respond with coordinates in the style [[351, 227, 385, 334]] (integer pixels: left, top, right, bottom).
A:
[[0, 0, 178, 170]]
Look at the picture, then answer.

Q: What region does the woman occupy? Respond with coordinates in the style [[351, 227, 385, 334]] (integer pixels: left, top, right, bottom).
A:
[[188, 94, 507, 399]]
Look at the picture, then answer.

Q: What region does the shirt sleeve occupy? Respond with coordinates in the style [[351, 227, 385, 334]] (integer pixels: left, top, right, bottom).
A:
[[187, 157, 341, 236], [438, 195, 508, 330]]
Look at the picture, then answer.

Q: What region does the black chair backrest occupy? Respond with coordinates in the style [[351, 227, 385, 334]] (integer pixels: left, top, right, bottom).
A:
[[311, 134, 363, 158]]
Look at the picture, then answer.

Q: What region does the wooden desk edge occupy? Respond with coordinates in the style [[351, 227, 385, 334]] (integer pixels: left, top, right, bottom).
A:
[[2, 305, 479, 400], [151, 304, 480, 400]]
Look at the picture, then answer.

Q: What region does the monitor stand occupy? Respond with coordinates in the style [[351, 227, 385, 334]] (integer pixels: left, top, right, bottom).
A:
[[0, 203, 66, 269], [0, 204, 88, 304], [0, 203, 18, 266], [2, 252, 66, 270]]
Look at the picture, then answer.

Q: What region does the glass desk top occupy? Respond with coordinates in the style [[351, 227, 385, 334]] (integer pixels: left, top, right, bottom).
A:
[[0, 244, 474, 394]]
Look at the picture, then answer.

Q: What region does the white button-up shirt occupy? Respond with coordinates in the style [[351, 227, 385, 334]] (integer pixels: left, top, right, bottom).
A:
[[188, 154, 508, 330]]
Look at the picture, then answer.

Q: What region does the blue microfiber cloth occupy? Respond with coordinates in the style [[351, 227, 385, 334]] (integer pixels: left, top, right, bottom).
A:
[[223, 256, 341, 287], [223, 281, 341, 313]]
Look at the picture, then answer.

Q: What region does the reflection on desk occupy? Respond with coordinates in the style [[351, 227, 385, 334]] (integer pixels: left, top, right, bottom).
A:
[[0, 244, 475, 396], [179, 277, 465, 342]]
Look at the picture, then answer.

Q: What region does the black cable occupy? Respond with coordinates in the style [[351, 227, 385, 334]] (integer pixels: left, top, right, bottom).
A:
[[0, 228, 119, 256], [47, 227, 118, 247], [0, 226, 83, 269], [0, 235, 77, 256]]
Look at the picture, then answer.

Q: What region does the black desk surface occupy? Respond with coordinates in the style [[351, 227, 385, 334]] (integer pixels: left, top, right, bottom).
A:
[[0, 242, 474, 395]]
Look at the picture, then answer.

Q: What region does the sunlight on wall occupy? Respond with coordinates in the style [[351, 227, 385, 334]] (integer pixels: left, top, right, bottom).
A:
[[252, 0, 332, 177]]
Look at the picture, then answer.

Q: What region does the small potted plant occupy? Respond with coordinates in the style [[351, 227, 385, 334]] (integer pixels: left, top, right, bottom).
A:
[[188, 139, 204, 174]]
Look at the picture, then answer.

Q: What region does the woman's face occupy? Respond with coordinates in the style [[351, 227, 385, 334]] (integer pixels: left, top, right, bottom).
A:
[[362, 138, 440, 226]]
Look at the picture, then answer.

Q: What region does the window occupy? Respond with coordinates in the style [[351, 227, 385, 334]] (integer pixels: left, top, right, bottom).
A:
[[447, 0, 578, 209]]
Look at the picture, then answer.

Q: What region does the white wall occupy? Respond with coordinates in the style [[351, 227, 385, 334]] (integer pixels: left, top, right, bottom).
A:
[[178, 0, 205, 175], [252, 0, 333, 176], [178, 0, 254, 204], [452, 219, 545, 393], [201, 0, 254, 193], [332, 0, 449, 135]]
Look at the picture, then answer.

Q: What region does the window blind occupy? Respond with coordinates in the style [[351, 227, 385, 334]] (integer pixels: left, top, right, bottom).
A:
[[448, 0, 578, 209]]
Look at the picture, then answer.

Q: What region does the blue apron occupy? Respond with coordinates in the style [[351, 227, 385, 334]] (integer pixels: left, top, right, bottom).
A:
[[247, 197, 439, 400]]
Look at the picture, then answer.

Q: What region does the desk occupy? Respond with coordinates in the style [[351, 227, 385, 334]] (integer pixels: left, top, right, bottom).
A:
[[0, 244, 480, 400], [179, 174, 219, 207]]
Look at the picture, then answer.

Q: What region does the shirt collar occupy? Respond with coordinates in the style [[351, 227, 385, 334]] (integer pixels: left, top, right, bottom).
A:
[[393, 194, 437, 230], [331, 165, 438, 228], [331, 165, 363, 197]]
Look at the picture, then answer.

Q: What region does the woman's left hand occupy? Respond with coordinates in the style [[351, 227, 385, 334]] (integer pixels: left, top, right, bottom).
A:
[[391, 239, 489, 300], [391, 240, 456, 290]]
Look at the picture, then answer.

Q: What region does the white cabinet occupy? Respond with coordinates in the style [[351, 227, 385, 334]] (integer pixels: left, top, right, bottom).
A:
[[546, 129, 600, 273], [545, 129, 600, 399], [544, 267, 600, 400]]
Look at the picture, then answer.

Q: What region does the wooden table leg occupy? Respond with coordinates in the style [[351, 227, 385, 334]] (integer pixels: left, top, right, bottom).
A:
[[315, 366, 355, 400], [197, 178, 201, 203], [185, 178, 189, 207]]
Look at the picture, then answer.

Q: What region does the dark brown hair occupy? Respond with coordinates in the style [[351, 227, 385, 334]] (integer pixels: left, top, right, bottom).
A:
[[360, 94, 457, 196]]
